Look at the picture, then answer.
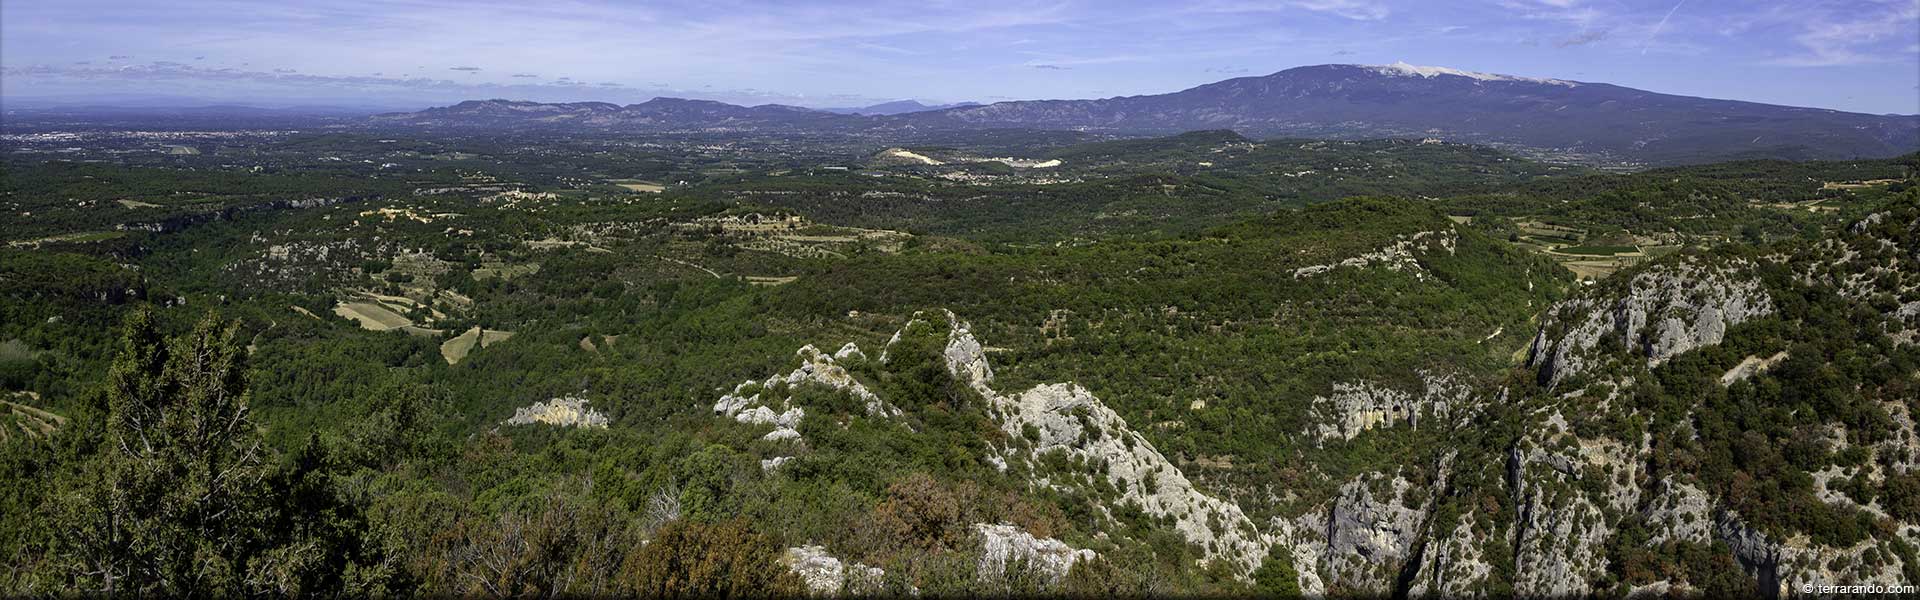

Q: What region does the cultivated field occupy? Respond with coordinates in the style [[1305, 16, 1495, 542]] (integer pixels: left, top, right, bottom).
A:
[[609, 179, 666, 193], [441, 326, 515, 364]]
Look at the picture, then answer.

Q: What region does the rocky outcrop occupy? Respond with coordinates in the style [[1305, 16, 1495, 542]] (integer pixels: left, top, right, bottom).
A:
[[1292, 229, 1458, 281], [1806, 207, 1920, 345], [1714, 509, 1920, 600], [1504, 411, 1646, 597], [504, 395, 608, 428], [1306, 370, 1475, 443], [1309, 382, 1412, 443], [973, 523, 1096, 586], [1408, 513, 1494, 597], [918, 311, 1271, 576], [1529, 257, 1774, 388], [713, 343, 900, 442], [1719, 351, 1788, 386], [783, 545, 883, 596], [1643, 479, 1714, 545], [1317, 474, 1431, 595]]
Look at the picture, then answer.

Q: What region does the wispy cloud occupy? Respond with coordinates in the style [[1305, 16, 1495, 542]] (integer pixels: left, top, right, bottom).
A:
[[1555, 28, 1607, 48], [1767, 1, 1919, 66], [1288, 0, 1389, 20]]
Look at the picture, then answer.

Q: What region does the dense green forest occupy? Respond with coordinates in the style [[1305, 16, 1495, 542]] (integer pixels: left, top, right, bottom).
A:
[[2, 127, 1916, 596]]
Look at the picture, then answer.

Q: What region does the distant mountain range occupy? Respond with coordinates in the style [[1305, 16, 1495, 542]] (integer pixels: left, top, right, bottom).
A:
[[820, 100, 981, 115], [372, 63, 1920, 166]]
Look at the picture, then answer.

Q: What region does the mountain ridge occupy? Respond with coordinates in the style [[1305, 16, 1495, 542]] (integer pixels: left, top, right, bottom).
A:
[[371, 63, 1920, 166]]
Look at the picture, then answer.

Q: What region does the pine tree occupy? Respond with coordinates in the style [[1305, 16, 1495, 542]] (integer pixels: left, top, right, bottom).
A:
[[42, 308, 396, 595]]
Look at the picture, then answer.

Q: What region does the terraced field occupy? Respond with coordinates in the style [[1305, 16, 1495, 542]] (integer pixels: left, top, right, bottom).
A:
[[333, 301, 411, 331], [441, 326, 515, 364], [1, 392, 66, 443]]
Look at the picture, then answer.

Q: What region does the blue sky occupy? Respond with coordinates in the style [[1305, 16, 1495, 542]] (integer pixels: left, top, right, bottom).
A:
[[3, 0, 1917, 113]]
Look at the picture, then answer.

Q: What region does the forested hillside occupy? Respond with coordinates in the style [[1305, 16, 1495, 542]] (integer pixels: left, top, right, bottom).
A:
[[1, 126, 1914, 595]]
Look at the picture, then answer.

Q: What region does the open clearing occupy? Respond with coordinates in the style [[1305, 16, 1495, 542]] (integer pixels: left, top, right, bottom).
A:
[[609, 179, 665, 193], [1822, 179, 1900, 190], [1556, 245, 1641, 256], [9, 231, 127, 248], [441, 326, 515, 365], [333, 302, 412, 331]]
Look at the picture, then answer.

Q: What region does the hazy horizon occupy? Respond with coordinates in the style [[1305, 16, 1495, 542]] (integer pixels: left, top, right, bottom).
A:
[[3, 0, 1919, 115]]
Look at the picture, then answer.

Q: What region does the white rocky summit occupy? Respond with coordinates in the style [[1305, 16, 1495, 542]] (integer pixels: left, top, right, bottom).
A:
[[1366, 61, 1579, 87]]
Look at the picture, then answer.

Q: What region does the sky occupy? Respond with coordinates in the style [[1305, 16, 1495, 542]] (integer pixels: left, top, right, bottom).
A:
[[2, 0, 1917, 114]]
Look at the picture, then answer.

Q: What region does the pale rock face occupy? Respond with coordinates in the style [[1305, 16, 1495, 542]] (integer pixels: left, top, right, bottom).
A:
[[1504, 410, 1646, 597], [832, 342, 865, 361], [715, 341, 902, 476], [1408, 513, 1494, 597], [1719, 351, 1789, 386], [942, 314, 996, 386], [1309, 382, 1410, 443], [1307, 370, 1474, 443], [504, 395, 609, 428], [924, 311, 1270, 575], [783, 545, 884, 596], [1849, 210, 1888, 235], [1317, 474, 1431, 595], [1270, 515, 1329, 596], [973, 523, 1096, 585], [1716, 512, 1786, 597], [1529, 258, 1774, 388]]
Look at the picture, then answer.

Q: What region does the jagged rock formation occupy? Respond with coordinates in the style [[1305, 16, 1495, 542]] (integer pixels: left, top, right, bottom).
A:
[[1407, 512, 1493, 597], [973, 523, 1096, 586], [1528, 256, 1775, 388], [721, 197, 1919, 597], [1307, 473, 1433, 595], [1504, 411, 1647, 597], [713, 342, 899, 443], [1480, 201, 1920, 598], [503, 395, 608, 428], [918, 311, 1272, 576]]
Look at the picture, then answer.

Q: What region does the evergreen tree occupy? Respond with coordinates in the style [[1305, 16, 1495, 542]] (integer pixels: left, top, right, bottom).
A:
[[41, 308, 394, 595]]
